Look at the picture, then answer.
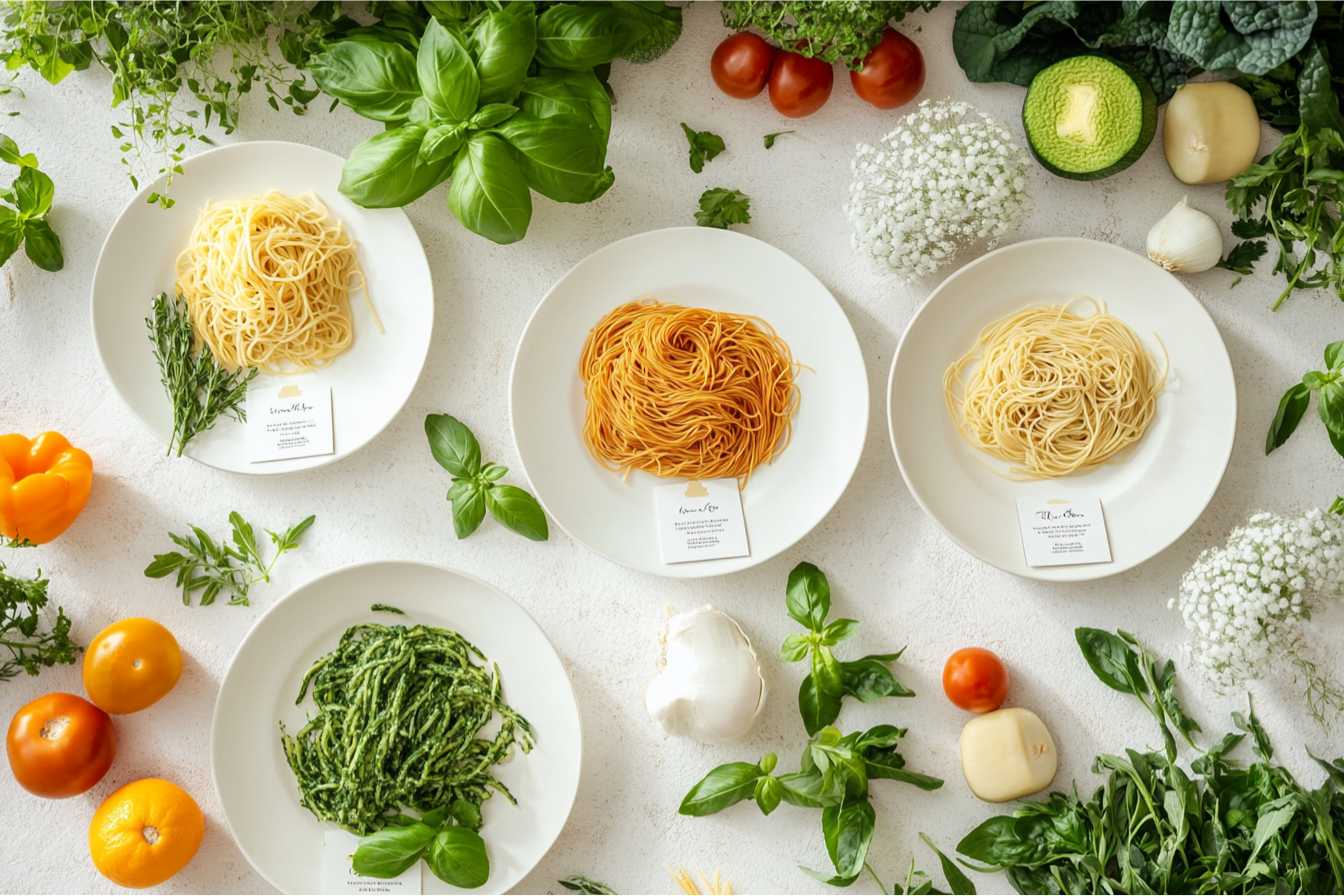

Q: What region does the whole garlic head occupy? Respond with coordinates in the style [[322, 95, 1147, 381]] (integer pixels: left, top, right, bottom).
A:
[[646, 606, 766, 744], [1146, 196, 1223, 273]]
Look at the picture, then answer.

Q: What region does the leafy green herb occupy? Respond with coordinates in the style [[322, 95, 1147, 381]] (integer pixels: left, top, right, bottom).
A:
[[559, 876, 617, 894], [0, 563, 78, 682], [146, 292, 256, 456], [144, 512, 314, 606], [958, 628, 1344, 894], [722, 1, 938, 68], [1215, 239, 1267, 276], [1332, 495, 1344, 514], [695, 187, 751, 229], [763, 130, 794, 149], [680, 123, 725, 173], [781, 562, 914, 734], [0, 133, 62, 271], [1264, 340, 1344, 458], [281, 619, 533, 838], [425, 414, 548, 541]]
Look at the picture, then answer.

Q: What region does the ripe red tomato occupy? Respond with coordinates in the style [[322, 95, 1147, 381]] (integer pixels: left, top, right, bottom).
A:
[[711, 32, 776, 99], [943, 647, 1009, 713], [7, 692, 115, 797], [850, 29, 925, 109], [768, 51, 834, 118]]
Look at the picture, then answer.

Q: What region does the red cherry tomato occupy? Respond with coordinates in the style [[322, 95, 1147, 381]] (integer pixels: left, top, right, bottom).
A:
[[850, 29, 925, 109], [711, 32, 777, 99], [942, 647, 1009, 713], [768, 51, 833, 118]]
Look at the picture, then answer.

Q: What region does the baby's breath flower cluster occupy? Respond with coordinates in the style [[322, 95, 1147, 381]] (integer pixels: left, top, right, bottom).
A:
[[845, 99, 1029, 281], [1172, 507, 1344, 726]]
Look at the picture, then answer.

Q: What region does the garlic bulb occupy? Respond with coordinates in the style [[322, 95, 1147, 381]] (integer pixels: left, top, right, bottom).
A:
[[1146, 197, 1223, 273], [646, 606, 766, 744]]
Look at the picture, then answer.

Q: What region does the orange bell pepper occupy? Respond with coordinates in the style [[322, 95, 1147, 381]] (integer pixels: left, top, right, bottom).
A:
[[0, 432, 93, 544]]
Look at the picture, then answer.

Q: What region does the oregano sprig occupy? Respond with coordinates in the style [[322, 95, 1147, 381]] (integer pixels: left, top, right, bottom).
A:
[[425, 414, 548, 541], [144, 511, 314, 606]]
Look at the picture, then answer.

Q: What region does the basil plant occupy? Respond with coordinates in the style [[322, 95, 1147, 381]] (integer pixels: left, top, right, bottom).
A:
[[310, 2, 677, 244]]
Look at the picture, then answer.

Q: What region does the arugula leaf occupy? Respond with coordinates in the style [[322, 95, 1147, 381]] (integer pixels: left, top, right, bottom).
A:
[[695, 187, 751, 229], [680, 122, 725, 173]]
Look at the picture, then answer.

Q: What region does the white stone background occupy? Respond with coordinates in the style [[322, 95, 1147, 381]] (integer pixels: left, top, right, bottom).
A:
[[2, 3, 1341, 894]]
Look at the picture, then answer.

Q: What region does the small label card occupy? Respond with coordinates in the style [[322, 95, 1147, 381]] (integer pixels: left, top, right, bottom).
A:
[[655, 478, 750, 564], [1016, 497, 1113, 567], [321, 830, 420, 894], [247, 383, 334, 463]]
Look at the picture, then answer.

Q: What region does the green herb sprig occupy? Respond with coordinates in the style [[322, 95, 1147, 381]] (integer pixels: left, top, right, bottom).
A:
[[425, 414, 548, 541], [1265, 339, 1344, 458], [147, 292, 257, 457], [352, 802, 489, 888], [144, 512, 314, 606], [695, 187, 751, 229], [0, 563, 78, 682], [680, 123, 724, 173], [763, 130, 794, 149], [781, 562, 914, 734], [559, 876, 617, 894], [0, 133, 62, 271]]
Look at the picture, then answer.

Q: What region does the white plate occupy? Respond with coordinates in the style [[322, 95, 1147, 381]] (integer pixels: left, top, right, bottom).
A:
[[211, 561, 582, 894], [510, 227, 869, 578], [91, 141, 433, 474], [888, 237, 1236, 582]]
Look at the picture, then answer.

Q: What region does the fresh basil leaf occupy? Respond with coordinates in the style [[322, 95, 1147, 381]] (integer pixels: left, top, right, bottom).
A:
[[469, 102, 518, 129], [535, 4, 631, 70], [777, 768, 843, 808], [485, 484, 549, 541], [479, 462, 508, 482], [1075, 627, 1141, 695], [0, 134, 37, 168], [517, 71, 612, 135], [841, 655, 915, 702], [408, 96, 433, 125], [425, 826, 490, 889], [811, 644, 843, 697], [447, 478, 476, 502], [12, 166, 53, 217], [1303, 371, 1333, 390], [451, 482, 486, 539], [1325, 341, 1344, 372], [446, 134, 533, 244], [799, 675, 842, 736], [785, 561, 830, 630], [680, 122, 725, 173], [956, 815, 1034, 866], [352, 822, 436, 878], [307, 39, 420, 122], [779, 632, 811, 662], [678, 761, 763, 816], [919, 833, 977, 895], [418, 806, 449, 829], [754, 775, 782, 815], [1320, 383, 1344, 458], [470, 3, 537, 104], [823, 797, 875, 881], [418, 18, 479, 122], [419, 121, 466, 165], [496, 112, 613, 203], [425, 413, 482, 477], [340, 125, 453, 208], [695, 187, 750, 229], [449, 798, 483, 831], [0, 207, 20, 267], [1266, 382, 1311, 454], [21, 218, 62, 272], [821, 617, 859, 646]]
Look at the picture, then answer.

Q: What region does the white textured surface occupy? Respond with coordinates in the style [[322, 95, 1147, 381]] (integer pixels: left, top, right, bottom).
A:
[[1, 4, 1341, 894]]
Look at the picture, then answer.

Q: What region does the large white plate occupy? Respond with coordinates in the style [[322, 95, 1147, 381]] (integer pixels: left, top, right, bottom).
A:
[[510, 227, 869, 578], [888, 237, 1236, 582], [211, 561, 582, 894], [91, 141, 433, 474]]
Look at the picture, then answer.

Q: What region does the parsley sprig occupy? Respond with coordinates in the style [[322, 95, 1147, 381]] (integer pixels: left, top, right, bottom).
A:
[[144, 512, 315, 606], [695, 187, 751, 229], [0, 563, 78, 682]]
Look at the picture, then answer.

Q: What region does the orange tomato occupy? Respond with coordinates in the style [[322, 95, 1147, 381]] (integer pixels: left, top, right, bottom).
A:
[[83, 618, 182, 714], [7, 692, 115, 797], [943, 647, 1010, 713], [89, 778, 205, 888]]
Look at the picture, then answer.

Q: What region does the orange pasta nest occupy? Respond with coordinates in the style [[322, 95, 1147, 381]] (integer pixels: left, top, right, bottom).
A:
[[579, 300, 799, 485]]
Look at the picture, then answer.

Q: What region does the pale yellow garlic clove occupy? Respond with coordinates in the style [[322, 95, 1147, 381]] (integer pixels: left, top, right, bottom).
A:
[[1163, 81, 1260, 184]]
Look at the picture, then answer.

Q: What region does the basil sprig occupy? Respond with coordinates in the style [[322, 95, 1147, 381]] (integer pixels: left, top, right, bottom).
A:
[[425, 413, 548, 541], [781, 562, 914, 734], [353, 801, 489, 888], [1266, 339, 1344, 458], [0, 133, 63, 271]]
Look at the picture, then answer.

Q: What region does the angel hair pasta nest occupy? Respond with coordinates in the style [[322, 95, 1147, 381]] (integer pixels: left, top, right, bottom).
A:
[[846, 99, 1030, 281]]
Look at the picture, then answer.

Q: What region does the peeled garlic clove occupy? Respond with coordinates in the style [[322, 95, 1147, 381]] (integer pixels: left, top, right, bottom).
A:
[[1146, 196, 1223, 273], [646, 605, 766, 744]]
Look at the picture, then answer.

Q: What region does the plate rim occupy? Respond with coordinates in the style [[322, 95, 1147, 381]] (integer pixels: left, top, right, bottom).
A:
[[208, 558, 583, 895], [885, 236, 1237, 582], [508, 225, 870, 579], [88, 139, 435, 476]]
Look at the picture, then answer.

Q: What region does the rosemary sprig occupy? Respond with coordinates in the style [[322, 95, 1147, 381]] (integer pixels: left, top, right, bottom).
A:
[[144, 512, 314, 606], [146, 292, 256, 456]]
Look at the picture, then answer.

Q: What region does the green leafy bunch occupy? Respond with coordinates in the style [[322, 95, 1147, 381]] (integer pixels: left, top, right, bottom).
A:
[[721, 1, 939, 69], [0, 563, 78, 682], [0, 132, 60, 271], [425, 413, 547, 541], [0, 0, 333, 206], [144, 511, 314, 606], [1266, 338, 1344, 458], [957, 628, 1344, 894], [679, 561, 941, 887], [309, 1, 680, 244]]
